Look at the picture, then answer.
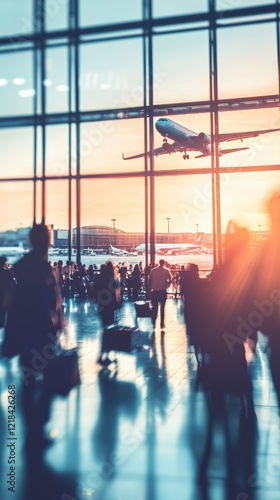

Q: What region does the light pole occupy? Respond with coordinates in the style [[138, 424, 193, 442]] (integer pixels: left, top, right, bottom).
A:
[[195, 223, 199, 233], [166, 217, 171, 233], [257, 224, 262, 232], [110, 219, 117, 247], [111, 218, 117, 231]]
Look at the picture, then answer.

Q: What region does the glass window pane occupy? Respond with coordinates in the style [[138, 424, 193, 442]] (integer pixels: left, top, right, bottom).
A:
[[0, 51, 33, 117], [153, 31, 209, 104], [0, 181, 34, 232], [44, 179, 76, 254], [80, 38, 143, 111], [219, 171, 278, 234], [46, 47, 68, 113], [45, 0, 69, 31], [218, 23, 278, 99], [46, 125, 69, 176], [0, 127, 34, 178], [80, 178, 145, 261], [45, 180, 69, 229], [79, 0, 142, 27], [0, 0, 33, 37], [218, 108, 280, 167], [153, 0, 208, 17], [216, 0, 274, 11], [155, 175, 213, 277], [80, 118, 144, 174]]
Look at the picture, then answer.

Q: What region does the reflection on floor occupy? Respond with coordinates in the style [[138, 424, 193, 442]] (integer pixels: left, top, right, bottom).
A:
[[0, 297, 280, 500]]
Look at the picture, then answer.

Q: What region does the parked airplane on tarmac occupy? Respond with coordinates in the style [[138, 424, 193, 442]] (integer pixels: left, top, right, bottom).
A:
[[135, 233, 209, 254], [110, 245, 138, 257], [122, 117, 280, 160], [109, 245, 129, 256]]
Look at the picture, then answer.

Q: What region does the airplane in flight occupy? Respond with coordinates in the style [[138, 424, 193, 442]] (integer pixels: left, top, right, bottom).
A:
[[122, 117, 280, 160], [135, 233, 210, 254]]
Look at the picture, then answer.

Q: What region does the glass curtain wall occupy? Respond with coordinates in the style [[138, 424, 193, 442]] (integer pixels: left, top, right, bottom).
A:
[[0, 1, 279, 269]]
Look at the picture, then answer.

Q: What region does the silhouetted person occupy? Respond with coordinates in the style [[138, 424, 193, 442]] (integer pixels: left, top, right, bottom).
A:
[[3, 223, 63, 446], [253, 193, 280, 407], [149, 260, 172, 329], [0, 256, 14, 328], [131, 263, 142, 301], [181, 263, 210, 365], [119, 262, 127, 290], [87, 264, 95, 282], [91, 261, 121, 364], [202, 222, 254, 411], [144, 264, 151, 299]]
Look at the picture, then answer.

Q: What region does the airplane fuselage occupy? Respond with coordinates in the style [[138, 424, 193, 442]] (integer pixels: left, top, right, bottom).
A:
[[156, 118, 196, 143], [155, 117, 215, 155], [136, 243, 204, 253]]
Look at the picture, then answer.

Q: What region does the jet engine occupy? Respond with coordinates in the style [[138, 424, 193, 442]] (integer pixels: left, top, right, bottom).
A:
[[162, 142, 175, 152], [198, 132, 211, 143]]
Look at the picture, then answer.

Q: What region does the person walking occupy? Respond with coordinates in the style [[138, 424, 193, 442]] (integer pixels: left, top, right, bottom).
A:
[[0, 256, 15, 327], [149, 260, 172, 329], [3, 223, 64, 447], [91, 261, 121, 364]]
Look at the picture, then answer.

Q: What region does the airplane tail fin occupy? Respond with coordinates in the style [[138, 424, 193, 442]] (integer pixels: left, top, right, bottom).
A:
[[195, 232, 204, 244]]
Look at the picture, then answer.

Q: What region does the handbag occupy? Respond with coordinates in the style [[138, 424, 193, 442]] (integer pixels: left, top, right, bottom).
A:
[[2, 311, 22, 358], [45, 337, 81, 396]]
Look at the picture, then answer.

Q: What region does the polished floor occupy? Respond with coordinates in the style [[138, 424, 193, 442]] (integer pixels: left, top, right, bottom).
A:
[[0, 297, 280, 500]]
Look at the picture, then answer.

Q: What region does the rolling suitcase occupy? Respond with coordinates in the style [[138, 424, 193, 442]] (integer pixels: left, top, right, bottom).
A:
[[103, 325, 139, 353], [134, 300, 152, 318]]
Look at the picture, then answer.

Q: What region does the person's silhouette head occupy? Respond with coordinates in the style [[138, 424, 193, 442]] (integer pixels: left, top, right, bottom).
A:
[[225, 220, 249, 262], [29, 223, 49, 255], [186, 263, 199, 279], [104, 260, 115, 277]]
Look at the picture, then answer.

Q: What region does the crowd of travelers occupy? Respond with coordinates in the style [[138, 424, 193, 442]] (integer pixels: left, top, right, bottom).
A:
[[46, 258, 199, 302], [2, 192, 280, 454], [48, 259, 146, 299]]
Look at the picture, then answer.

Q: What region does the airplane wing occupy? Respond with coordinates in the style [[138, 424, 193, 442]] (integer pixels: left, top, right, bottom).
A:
[[218, 128, 280, 143], [122, 148, 164, 160], [122, 142, 184, 160], [195, 146, 249, 158]]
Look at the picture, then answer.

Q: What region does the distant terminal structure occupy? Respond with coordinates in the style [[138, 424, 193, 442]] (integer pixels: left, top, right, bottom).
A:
[[0, 225, 267, 254]]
